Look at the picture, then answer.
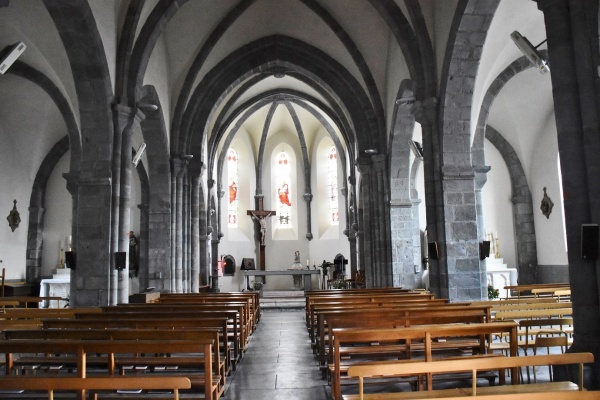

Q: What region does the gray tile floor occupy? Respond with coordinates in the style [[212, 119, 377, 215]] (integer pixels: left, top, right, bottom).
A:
[[224, 309, 558, 399], [224, 309, 329, 399]]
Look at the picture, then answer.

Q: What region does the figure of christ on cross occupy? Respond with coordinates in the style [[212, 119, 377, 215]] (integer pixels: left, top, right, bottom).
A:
[[247, 208, 276, 271]]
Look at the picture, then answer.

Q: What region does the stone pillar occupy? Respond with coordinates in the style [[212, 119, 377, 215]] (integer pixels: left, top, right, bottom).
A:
[[537, 0, 600, 384], [191, 175, 201, 292], [71, 176, 112, 308], [63, 173, 79, 302], [346, 175, 359, 276], [211, 238, 220, 292], [117, 106, 145, 304], [413, 98, 448, 299], [304, 193, 313, 240], [25, 206, 45, 284], [356, 154, 392, 287], [389, 110, 418, 288], [137, 203, 149, 290], [175, 160, 185, 293], [170, 157, 182, 293], [182, 166, 190, 292], [111, 104, 145, 304]]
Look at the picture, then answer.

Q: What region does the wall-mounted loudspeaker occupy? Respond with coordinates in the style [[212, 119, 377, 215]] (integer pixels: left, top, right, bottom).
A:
[[115, 252, 127, 271], [581, 224, 599, 262], [479, 241, 491, 260], [428, 242, 439, 260], [64, 251, 76, 270], [241, 258, 255, 270]]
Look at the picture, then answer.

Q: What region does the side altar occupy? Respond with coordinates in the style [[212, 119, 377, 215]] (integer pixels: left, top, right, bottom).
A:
[[243, 269, 320, 291]]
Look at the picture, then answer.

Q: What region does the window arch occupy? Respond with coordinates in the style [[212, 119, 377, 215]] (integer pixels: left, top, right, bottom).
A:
[[275, 151, 292, 226], [328, 146, 339, 225], [227, 148, 239, 227]]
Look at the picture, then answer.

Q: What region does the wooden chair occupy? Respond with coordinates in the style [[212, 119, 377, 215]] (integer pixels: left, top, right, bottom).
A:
[[533, 330, 569, 382], [346, 270, 365, 289]]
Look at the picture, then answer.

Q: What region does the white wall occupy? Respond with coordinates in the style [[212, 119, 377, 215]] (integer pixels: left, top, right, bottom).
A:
[[529, 116, 567, 265], [482, 138, 517, 269], [0, 127, 32, 281], [41, 153, 72, 278]]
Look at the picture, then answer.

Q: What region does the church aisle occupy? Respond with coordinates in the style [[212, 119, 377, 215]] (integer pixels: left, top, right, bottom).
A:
[[224, 309, 329, 399]]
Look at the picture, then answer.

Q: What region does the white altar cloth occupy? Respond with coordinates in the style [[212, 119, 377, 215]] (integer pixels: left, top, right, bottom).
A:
[[39, 278, 70, 308]]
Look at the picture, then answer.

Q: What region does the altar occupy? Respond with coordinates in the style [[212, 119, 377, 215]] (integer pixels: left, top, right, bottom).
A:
[[39, 277, 70, 308], [243, 270, 320, 291]]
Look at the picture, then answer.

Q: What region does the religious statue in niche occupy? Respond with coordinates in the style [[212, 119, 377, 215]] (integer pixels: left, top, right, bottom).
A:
[[540, 187, 554, 219], [128, 231, 139, 274], [6, 199, 20, 232]]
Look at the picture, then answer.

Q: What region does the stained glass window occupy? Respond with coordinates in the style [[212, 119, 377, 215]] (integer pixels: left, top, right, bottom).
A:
[[227, 148, 238, 227], [276, 152, 291, 226], [328, 146, 339, 225]]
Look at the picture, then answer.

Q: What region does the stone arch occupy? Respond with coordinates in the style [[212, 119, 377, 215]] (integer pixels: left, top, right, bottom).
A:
[[180, 36, 379, 161], [138, 85, 172, 291], [470, 55, 547, 284], [5, 61, 81, 285], [44, 0, 115, 306], [431, 0, 500, 301], [25, 136, 69, 284], [484, 125, 537, 284], [389, 79, 420, 288]]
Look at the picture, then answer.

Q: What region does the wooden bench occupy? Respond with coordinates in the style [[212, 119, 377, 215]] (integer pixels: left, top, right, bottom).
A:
[[0, 375, 191, 400], [102, 303, 249, 356], [306, 292, 436, 326], [0, 339, 217, 400], [41, 317, 234, 374], [329, 322, 519, 400], [504, 284, 569, 299], [344, 352, 593, 400], [158, 292, 259, 331], [2, 328, 226, 397], [395, 392, 599, 400], [309, 298, 451, 343], [319, 306, 492, 374]]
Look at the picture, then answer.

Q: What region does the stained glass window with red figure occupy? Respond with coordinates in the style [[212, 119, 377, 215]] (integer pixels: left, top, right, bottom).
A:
[[328, 146, 339, 225], [276, 152, 292, 226], [227, 148, 239, 227]]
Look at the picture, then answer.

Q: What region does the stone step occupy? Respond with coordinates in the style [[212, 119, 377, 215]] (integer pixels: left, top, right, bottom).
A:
[[259, 290, 305, 309]]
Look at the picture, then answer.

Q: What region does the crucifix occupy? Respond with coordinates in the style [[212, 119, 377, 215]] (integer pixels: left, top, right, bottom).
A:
[[247, 197, 276, 272]]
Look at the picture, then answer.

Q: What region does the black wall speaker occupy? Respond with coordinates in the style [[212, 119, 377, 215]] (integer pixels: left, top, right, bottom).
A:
[[479, 241, 491, 260], [241, 258, 255, 270], [581, 224, 599, 261], [428, 242, 439, 260], [115, 251, 127, 270], [64, 251, 76, 270]]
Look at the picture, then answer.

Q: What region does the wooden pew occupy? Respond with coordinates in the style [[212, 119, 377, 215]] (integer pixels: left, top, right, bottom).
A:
[[81, 308, 246, 363], [306, 293, 434, 326], [2, 328, 226, 397], [504, 284, 569, 299], [0, 339, 217, 400], [103, 303, 249, 355], [158, 292, 259, 331], [399, 392, 599, 400], [309, 299, 450, 345], [0, 376, 191, 400], [329, 322, 519, 400], [344, 353, 593, 400], [41, 317, 234, 373], [318, 305, 492, 373]]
